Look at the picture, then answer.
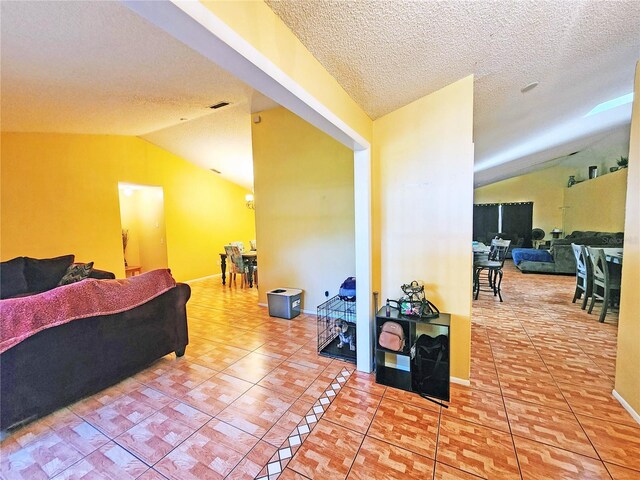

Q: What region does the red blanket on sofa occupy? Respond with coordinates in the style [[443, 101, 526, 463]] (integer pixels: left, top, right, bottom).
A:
[[0, 269, 176, 353]]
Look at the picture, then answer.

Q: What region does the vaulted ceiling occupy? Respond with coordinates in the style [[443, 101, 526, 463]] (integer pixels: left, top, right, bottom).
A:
[[266, 0, 639, 185], [0, 1, 277, 190], [2, 1, 638, 188]]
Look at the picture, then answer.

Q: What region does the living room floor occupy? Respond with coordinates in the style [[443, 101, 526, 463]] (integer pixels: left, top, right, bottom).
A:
[[1, 266, 639, 479]]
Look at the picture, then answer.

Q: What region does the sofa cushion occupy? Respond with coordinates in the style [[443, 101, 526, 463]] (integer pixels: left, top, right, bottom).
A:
[[511, 248, 553, 266], [58, 262, 94, 286], [0, 257, 29, 299], [24, 255, 75, 293]]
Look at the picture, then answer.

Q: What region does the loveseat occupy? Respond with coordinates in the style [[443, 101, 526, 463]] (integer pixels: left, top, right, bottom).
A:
[[0, 255, 190, 431], [512, 231, 624, 274]]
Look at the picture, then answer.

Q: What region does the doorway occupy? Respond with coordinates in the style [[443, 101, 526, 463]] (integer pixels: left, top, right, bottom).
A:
[[118, 183, 168, 277]]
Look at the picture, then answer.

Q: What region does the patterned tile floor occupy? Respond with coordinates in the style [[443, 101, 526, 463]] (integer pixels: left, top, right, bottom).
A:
[[2, 265, 639, 479]]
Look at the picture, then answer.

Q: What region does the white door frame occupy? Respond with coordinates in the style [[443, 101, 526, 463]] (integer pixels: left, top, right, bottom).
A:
[[124, 0, 375, 371]]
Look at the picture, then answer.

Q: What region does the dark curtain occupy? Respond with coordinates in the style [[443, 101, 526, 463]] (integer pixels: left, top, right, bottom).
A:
[[502, 202, 534, 247], [473, 204, 499, 243]]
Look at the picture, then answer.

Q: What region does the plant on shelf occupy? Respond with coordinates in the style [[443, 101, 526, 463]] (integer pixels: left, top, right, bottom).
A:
[[617, 156, 628, 169]]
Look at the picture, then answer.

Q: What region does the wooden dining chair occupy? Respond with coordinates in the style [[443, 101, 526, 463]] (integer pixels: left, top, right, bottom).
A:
[[587, 247, 621, 322], [224, 245, 248, 288], [571, 243, 592, 310]]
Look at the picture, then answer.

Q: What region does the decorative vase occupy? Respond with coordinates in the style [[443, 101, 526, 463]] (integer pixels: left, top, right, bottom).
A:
[[567, 175, 576, 187]]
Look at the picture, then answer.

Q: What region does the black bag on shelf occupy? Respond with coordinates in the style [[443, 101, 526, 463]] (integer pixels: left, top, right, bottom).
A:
[[411, 334, 449, 400]]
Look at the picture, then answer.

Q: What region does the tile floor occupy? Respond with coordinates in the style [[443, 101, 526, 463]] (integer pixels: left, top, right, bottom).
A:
[[1, 264, 639, 479]]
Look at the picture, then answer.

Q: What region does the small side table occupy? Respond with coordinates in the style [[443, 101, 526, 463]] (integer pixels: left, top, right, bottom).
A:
[[125, 266, 142, 277]]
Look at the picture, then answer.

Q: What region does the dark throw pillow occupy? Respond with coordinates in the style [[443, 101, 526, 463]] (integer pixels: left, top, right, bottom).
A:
[[0, 257, 29, 299], [24, 254, 75, 292], [58, 262, 94, 286]]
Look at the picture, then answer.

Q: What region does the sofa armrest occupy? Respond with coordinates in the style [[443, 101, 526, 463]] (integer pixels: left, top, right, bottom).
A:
[[89, 269, 116, 280], [173, 283, 191, 350], [551, 244, 577, 274]]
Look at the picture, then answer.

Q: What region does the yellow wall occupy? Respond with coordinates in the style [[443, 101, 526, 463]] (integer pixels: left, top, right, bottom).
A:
[[1, 132, 256, 281], [615, 62, 640, 417], [474, 167, 570, 240], [251, 107, 355, 309], [119, 186, 169, 273], [563, 169, 628, 234], [373, 76, 475, 380], [201, 0, 372, 145]]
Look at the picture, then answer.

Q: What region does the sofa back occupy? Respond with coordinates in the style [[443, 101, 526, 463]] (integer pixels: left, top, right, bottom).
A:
[[552, 232, 624, 248], [1, 255, 115, 299], [550, 232, 624, 274]]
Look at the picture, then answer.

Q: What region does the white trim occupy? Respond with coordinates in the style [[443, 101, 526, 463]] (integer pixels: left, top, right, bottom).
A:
[[184, 273, 219, 283], [123, 0, 374, 372], [613, 389, 640, 425], [258, 302, 314, 315], [123, 0, 370, 152], [354, 149, 373, 373], [451, 376, 471, 387]]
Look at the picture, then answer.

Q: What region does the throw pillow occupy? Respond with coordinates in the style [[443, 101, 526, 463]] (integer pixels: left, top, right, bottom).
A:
[[24, 254, 75, 292], [0, 257, 29, 299], [58, 262, 94, 286]]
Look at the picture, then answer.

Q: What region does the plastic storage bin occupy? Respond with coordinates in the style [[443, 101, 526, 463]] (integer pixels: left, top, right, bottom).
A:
[[267, 288, 302, 319]]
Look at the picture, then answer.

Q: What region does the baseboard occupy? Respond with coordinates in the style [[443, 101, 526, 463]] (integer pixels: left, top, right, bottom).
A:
[[450, 376, 471, 386], [612, 389, 640, 425], [185, 273, 219, 283], [257, 303, 315, 315]]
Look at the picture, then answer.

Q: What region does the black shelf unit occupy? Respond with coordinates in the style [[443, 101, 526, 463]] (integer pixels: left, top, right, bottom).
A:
[[375, 306, 451, 402]]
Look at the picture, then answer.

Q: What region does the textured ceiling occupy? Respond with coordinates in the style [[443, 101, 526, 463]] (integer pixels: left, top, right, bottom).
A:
[[3, 1, 638, 188], [0, 1, 277, 189], [266, 0, 640, 182]]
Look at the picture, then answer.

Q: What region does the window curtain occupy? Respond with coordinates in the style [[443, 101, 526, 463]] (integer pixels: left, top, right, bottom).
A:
[[502, 202, 534, 247], [473, 204, 499, 243]]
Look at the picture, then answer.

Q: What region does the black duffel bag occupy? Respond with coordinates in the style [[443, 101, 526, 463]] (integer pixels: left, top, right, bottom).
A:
[[411, 334, 449, 400]]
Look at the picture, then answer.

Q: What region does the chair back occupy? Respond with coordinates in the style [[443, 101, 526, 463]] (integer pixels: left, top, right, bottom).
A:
[[224, 245, 246, 272], [488, 238, 511, 265], [572, 243, 592, 291], [231, 241, 244, 253], [572, 243, 588, 275], [587, 247, 608, 287]]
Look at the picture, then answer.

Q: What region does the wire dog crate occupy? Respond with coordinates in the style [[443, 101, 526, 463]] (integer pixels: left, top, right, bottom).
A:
[[317, 295, 356, 363]]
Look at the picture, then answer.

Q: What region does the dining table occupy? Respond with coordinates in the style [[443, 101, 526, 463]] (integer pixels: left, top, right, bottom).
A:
[[601, 247, 623, 265], [219, 251, 258, 287]]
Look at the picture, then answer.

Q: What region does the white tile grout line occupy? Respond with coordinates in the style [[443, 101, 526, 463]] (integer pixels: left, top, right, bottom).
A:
[[256, 367, 354, 480]]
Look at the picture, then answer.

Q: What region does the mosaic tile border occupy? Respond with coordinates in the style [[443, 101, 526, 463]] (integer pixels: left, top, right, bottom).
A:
[[256, 367, 354, 479]]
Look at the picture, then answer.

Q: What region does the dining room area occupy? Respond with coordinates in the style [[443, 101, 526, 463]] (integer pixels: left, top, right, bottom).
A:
[[220, 240, 259, 289]]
